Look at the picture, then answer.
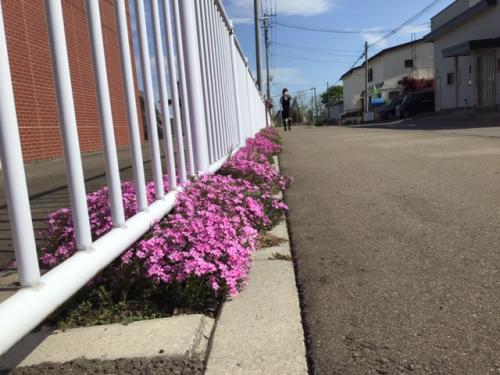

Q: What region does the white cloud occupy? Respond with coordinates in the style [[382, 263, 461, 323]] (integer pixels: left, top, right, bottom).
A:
[[224, 0, 335, 21], [361, 27, 387, 48], [400, 24, 431, 34], [271, 68, 306, 85], [232, 17, 254, 25], [360, 23, 430, 50]]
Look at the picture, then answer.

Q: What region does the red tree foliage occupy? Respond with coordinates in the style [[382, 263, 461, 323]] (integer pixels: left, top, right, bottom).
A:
[[398, 76, 434, 93]]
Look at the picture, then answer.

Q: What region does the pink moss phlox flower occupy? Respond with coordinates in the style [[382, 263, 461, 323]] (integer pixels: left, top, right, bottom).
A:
[[39, 127, 292, 298]]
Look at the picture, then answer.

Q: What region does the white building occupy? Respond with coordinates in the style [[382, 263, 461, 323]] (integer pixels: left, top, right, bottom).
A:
[[425, 0, 500, 110], [341, 39, 434, 116], [327, 102, 344, 121], [341, 66, 365, 115]]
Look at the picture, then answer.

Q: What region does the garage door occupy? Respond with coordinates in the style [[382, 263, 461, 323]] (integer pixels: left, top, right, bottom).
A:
[[477, 54, 496, 107]]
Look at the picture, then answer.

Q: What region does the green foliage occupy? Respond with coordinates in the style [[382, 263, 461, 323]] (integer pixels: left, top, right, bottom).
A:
[[320, 85, 343, 105], [48, 277, 220, 330]]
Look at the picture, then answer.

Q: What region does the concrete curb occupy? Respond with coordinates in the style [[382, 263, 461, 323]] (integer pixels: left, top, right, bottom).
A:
[[205, 155, 308, 374], [0, 315, 214, 372]]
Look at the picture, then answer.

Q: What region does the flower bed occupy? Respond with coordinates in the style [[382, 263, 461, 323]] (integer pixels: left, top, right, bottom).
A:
[[38, 128, 291, 328]]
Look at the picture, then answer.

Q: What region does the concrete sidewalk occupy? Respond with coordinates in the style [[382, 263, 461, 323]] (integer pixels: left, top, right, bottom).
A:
[[205, 156, 308, 374], [205, 219, 308, 374]]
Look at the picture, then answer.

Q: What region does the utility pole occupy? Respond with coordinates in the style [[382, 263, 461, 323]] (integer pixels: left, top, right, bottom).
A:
[[364, 41, 369, 113], [313, 86, 318, 124], [254, 0, 263, 92], [326, 81, 330, 122], [262, 16, 271, 105]]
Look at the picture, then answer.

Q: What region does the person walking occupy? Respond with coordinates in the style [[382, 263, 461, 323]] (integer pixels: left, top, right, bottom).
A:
[[280, 88, 292, 131]]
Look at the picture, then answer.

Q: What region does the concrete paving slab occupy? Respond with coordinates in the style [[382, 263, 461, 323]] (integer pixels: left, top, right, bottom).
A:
[[0, 315, 214, 371], [268, 219, 289, 240], [253, 243, 292, 261], [205, 260, 307, 375], [205, 158, 307, 374]]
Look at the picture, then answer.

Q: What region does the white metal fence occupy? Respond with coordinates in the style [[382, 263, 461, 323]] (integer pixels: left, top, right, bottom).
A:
[[0, 0, 266, 354]]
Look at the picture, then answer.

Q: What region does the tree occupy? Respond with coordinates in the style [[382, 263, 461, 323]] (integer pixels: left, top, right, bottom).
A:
[[320, 85, 343, 105], [398, 76, 434, 93]]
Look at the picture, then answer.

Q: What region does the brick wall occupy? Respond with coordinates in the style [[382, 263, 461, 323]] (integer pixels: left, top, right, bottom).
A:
[[2, 0, 144, 163]]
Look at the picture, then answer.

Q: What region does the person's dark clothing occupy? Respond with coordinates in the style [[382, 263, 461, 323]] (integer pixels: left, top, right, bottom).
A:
[[280, 94, 292, 131], [280, 95, 292, 118]]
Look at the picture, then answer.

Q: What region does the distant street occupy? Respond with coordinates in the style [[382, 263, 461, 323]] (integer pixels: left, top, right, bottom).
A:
[[281, 126, 500, 374]]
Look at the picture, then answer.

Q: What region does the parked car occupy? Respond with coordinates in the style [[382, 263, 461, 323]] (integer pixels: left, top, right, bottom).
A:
[[379, 96, 404, 120], [396, 89, 435, 119]]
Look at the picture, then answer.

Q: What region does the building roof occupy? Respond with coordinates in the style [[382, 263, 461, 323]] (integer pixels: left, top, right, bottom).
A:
[[425, 0, 497, 41], [442, 37, 500, 57], [340, 39, 426, 81]]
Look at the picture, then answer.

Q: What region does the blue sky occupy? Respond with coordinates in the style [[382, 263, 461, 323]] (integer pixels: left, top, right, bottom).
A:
[[222, 0, 455, 100]]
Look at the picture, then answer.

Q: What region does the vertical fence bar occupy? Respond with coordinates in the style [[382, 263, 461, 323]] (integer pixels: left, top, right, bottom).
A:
[[162, 0, 187, 184], [172, 0, 195, 175], [206, 1, 224, 160], [201, 0, 221, 161], [217, 18, 233, 149], [114, 0, 148, 211], [44, 0, 93, 250], [224, 28, 237, 146], [135, 0, 164, 198], [229, 23, 244, 146], [194, 0, 215, 164], [0, 1, 41, 287], [249, 67, 257, 136], [151, 0, 177, 190], [86, 0, 125, 227], [178, 0, 209, 173], [225, 22, 238, 147], [213, 9, 229, 153]]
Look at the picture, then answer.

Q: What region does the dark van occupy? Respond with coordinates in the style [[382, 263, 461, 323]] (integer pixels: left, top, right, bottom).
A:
[[396, 89, 435, 119]]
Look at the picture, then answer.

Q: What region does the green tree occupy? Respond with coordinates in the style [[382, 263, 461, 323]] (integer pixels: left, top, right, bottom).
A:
[[320, 85, 343, 105]]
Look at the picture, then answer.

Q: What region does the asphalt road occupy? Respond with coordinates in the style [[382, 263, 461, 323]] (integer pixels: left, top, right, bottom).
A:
[[280, 126, 500, 375]]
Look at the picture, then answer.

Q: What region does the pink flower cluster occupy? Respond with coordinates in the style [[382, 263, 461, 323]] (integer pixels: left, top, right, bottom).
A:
[[40, 178, 170, 267], [39, 128, 290, 297]]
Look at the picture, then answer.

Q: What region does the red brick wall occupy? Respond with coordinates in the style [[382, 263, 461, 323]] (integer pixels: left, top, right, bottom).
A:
[[2, 0, 144, 163]]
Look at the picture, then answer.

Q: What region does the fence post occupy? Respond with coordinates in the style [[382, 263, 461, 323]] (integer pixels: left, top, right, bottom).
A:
[[200, 0, 222, 161], [161, 0, 187, 184], [135, 0, 165, 199], [114, 0, 148, 211], [172, 0, 195, 176], [195, 0, 215, 164], [0, 1, 41, 287], [85, 0, 125, 227], [229, 22, 244, 146], [178, 0, 210, 173], [44, 0, 93, 251], [150, 0, 177, 190]]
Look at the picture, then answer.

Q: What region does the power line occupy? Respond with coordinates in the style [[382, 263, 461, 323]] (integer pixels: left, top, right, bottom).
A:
[[369, 0, 444, 48], [274, 42, 360, 54], [338, 0, 445, 84], [275, 43, 361, 57], [276, 21, 429, 35], [274, 53, 356, 64]]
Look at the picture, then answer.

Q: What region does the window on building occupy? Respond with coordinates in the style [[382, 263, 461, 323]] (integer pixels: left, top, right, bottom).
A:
[[404, 59, 414, 68], [368, 68, 373, 82], [447, 72, 455, 85]]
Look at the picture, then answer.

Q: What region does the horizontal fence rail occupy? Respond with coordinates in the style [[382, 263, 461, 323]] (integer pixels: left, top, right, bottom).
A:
[[0, 0, 266, 354]]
